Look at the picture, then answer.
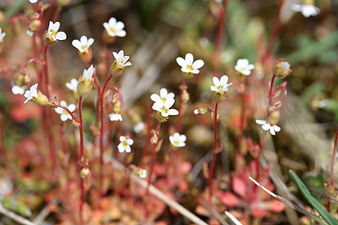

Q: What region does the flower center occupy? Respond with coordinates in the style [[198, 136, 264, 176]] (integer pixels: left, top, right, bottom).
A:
[[160, 107, 169, 114], [161, 97, 167, 102], [122, 141, 128, 147], [217, 85, 224, 90], [186, 64, 194, 71], [173, 140, 180, 146], [109, 27, 117, 34], [49, 29, 57, 38]]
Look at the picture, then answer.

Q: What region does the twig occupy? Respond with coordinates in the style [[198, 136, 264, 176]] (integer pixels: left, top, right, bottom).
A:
[[109, 158, 208, 225], [0, 204, 36, 225], [224, 211, 243, 225], [33, 200, 56, 224], [249, 177, 327, 224]]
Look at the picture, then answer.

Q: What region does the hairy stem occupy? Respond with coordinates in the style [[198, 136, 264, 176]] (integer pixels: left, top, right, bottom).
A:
[[208, 102, 219, 200], [99, 74, 113, 193]]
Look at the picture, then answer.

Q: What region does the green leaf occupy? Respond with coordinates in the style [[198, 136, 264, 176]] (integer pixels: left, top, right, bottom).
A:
[[290, 170, 338, 225]]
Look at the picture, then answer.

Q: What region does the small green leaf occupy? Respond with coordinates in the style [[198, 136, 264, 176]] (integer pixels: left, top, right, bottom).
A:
[[290, 170, 338, 225]]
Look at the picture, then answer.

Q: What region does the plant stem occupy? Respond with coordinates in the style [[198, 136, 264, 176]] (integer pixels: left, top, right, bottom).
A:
[[267, 74, 277, 114], [329, 127, 338, 188], [78, 96, 85, 224], [208, 102, 219, 200], [99, 74, 113, 193], [43, 45, 50, 97]]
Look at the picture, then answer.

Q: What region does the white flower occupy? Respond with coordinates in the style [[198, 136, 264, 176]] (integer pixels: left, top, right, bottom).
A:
[[210, 75, 232, 95], [150, 88, 175, 104], [108, 113, 123, 121], [152, 98, 179, 118], [103, 17, 126, 37], [118, 136, 133, 153], [138, 169, 147, 178], [29, 0, 38, 3], [169, 133, 187, 148], [55, 101, 76, 121], [112, 50, 132, 68], [65, 78, 79, 92], [24, 83, 38, 103], [256, 120, 281, 135], [26, 30, 34, 36], [45, 21, 67, 43], [235, 59, 255, 76], [134, 122, 145, 133], [292, 4, 320, 17], [0, 28, 6, 42], [72, 36, 94, 53], [12, 85, 26, 95], [82, 65, 95, 81], [193, 109, 199, 115], [176, 53, 204, 74]]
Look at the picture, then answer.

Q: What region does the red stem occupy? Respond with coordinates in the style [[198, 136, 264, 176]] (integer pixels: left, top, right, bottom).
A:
[[43, 45, 50, 97], [267, 74, 277, 114], [208, 102, 219, 200], [78, 96, 85, 223], [99, 74, 113, 193]]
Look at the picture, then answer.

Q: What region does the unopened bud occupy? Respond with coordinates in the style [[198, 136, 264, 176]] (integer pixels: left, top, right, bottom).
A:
[[77, 80, 92, 96], [268, 111, 280, 125], [80, 168, 90, 178], [194, 106, 209, 115]]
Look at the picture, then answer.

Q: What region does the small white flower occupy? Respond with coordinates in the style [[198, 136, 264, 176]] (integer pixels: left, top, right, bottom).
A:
[[65, 78, 79, 92], [118, 136, 134, 153], [82, 65, 95, 81], [138, 169, 147, 178], [55, 101, 76, 121], [24, 83, 38, 103], [72, 36, 94, 53], [112, 50, 132, 68], [103, 17, 126, 37], [152, 98, 179, 117], [169, 132, 187, 148], [292, 4, 320, 17], [0, 28, 6, 42], [26, 30, 34, 36], [193, 109, 199, 115], [176, 53, 204, 74], [29, 0, 38, 3], [256, 120, 281, 135], [45, 21, 67, 43], [134, 122, 145, 133], [317, 100, 327, 108], [150, 88, 175, 104], [12, 85, 26, 95], [108, 113, 123, 121], [210, 75, 232, 95], [235, 59, 255, 76]]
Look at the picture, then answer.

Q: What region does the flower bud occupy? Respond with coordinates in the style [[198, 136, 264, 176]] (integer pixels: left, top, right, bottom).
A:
[[32, 92, 49, 106], [268, 111, 280, 125], [275, 59, 292, 77], [29, 20, 41, 33], [194, 106, 209, 115], [80, 168, 90, 179], [16, 74, 31, 86], [77, 80, 92, 96]]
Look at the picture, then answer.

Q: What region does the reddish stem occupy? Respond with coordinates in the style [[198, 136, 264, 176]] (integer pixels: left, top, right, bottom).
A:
[[99, 74, 113, 193], [208, 102, 219, 200], [43, 45, 50, 97], [329, 128, 338, 188], [78, 96, 85, 223]]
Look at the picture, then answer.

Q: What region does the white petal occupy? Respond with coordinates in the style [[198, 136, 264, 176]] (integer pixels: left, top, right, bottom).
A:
[[176, 57, 186, 67], [212, 77, 220, 86], [72, 40, 81, 50], [185, 53, 193, 64], [55, 107, 63, 114], [115, 21, 125, 30], [56, 32, 67, 40], [125, 145, 131, 153], [116, 30, 126, 37], [273, 125, 281, 132], [60, 114, 70, 121], [269, 127, 276, 135], [118, 143, 124, 152], [150, 94, 161, 102], [119, 136, 126, 142], [168, 109, 179, 116], [160, 88, 168, 97], [87, 38, 94, 47], [256, 120, 267, 125], [262, 123, 271, 131], [108, 17, 117, 26], [68, 104, 76, 112], [192, 59, 204, 69], [220, 75, 229, 84], [127, 139, 134, 145]]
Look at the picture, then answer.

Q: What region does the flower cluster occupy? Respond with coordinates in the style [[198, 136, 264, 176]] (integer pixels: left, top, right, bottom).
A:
[[151, 88, 179, 121]]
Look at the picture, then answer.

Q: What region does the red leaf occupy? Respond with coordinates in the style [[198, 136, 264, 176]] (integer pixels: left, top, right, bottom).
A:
[[219, 192, 241, 206], [233, 176, 246, 197], [264, 200, 285, 212]]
